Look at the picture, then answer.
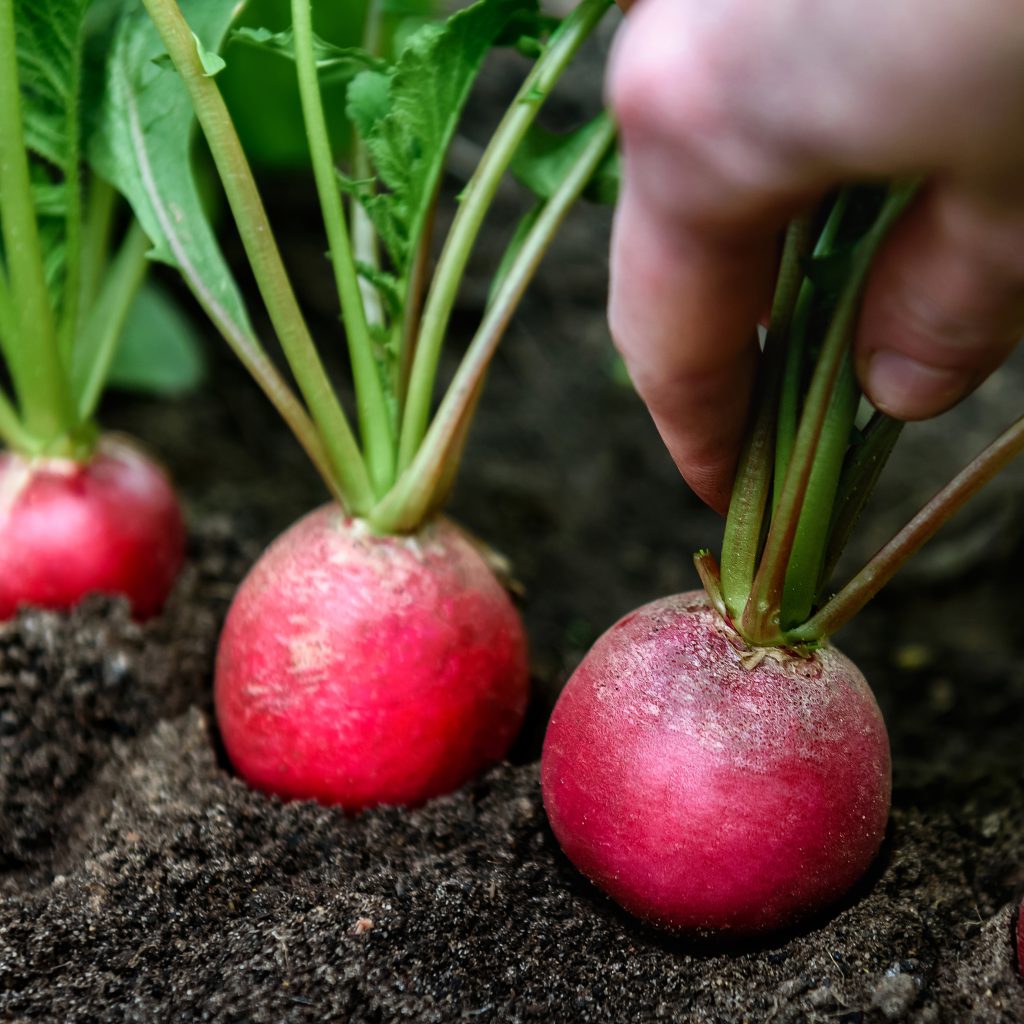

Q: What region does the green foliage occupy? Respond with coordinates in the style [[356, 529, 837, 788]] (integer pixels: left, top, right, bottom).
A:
[[108, 280, 206, 395], [346, 0, 542, 277], [218, 0, 373, 168], [13, 0, 89, 172], [90, 0, 254, 341], [512, 120, 620, 205], [232, 24, 386, 82]]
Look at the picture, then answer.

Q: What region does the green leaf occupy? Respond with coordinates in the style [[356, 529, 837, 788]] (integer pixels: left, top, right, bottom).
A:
[[192, 29, 226, 76], [355, 261, 403, 318], [487, 204, 540, 307], [803, 247, 857, 298], [150, 31, 226, 76], [231, 25, 386, 78], [511, 117, 619, 204], [346, 0, 540, 277], [89, 0, 253, 339], [30, 181, 67, 218], [14, 0, 89, 172], [107, 279, 206, 395]]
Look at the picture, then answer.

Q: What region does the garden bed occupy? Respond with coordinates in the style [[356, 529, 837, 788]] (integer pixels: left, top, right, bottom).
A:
[[3, 39, 1024, 1019]]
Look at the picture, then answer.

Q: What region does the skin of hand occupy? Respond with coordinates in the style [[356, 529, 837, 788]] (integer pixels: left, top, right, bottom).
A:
[[608, 0, 1024, 513]]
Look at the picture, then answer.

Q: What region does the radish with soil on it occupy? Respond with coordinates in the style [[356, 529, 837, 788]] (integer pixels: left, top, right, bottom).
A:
[[0, 0, 188, 620], [541, 187, 1024, 935], [132, 0, 618, 808]]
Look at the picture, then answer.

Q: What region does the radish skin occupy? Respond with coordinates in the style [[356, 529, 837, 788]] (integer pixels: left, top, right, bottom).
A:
[[215, 506, 529, 810], [541, 590, 891, 935], [1017, 902, 1024, 976], [0, 436, 185, 620]]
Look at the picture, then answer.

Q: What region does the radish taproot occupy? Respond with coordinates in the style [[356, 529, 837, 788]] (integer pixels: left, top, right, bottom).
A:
[[0, 439, 184, 621], [542, 591, 889, 934], [137, 0, 616, 805], [542, 188, 1023, 935], [216, 509, 527, 809]]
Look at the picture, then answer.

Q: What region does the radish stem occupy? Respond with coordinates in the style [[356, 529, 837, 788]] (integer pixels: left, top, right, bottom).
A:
[[720, 217, 808, 618], [142, 0, 374, 513], [292, 0, 395, 496], [73, 221, 150, 423], [789, 413, 1024, 642], [740, 185, 914, 644], [0, 0, 75, 447], [396, 0, 613, 475], [370, 111, 617, 533]]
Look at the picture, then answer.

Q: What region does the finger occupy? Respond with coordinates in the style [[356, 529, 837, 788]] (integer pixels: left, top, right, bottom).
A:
[[609, 179, 776, 513], [856, 181, 1024, 420]]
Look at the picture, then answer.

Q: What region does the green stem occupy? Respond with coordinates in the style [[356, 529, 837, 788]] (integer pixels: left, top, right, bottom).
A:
[[0, 261, 18, 371], [78, 177, 118, 317], [351, 0, 385, 331], [0, 384, 31, 449], [143, 0, 373, 513], [0, 0, 73, 441], [118, 45, 338, 501], [720, 218, 809, 618], [57, 21, 85, 365], [817, 412, 903, 592], [370, 112, 616, 533], [778, 348, 859, 629], [788, 413, 1024, 643], [740, 185, 915, 644], [694, 550, 727, 619], [395, 0, 612, 473], [774, 190, 851, 511], [72, 221, 150, 423], [292, 0, 394, 495], [397, 185, 439, 409]]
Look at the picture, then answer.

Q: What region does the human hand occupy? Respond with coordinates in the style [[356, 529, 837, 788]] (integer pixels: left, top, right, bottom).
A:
[[607, 0, 1024, 512]]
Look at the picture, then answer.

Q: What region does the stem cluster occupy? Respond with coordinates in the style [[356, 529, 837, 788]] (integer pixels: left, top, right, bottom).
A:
[[0, 0, 151, 460], [142, 0, 616, 533], [708, 186, 1024, 647]]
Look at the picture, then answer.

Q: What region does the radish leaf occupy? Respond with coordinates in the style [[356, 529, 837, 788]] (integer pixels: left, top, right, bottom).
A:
[[14, 0, 89, 173], [108, 279, 206, 395], [346, 0, 541, 277], [511, 117, 619, 203], [90, 0, 253, 338]]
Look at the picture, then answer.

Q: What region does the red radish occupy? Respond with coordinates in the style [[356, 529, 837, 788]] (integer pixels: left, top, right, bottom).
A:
[[0, 436, 185, 621], [142, 0, 620, 808], [215, 506, 529, 810], [1017, 902, 1024, 976], [542, 590, 890, 935]]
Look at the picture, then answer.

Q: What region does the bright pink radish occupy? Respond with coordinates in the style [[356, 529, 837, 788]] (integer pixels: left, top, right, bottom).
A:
[[542, 590, 891, 935], [215, 506, 529, 810], [0, 436, 185, 620], [1017, 902, 1024, 976]]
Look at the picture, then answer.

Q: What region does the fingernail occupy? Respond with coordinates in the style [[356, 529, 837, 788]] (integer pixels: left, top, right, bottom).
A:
[[864, 350, 966, 419]]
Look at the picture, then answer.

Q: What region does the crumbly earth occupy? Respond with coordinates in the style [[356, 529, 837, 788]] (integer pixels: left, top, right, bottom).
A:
[[1, 330, 1023, 1023], [3, 29, 1024, 1022], [0, 522, 1023, 1024]]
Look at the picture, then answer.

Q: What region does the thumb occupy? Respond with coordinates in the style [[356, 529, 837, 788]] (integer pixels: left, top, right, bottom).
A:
[[856, 182, 1024, 420]]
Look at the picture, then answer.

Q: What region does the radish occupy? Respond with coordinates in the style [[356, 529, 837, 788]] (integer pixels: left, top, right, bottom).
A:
[[137, 0, 616, 805], [0, 3, 187, 620], [542, 591, 889, 934], [542, 189, 1024, 934], [0, 438, 184, 621], [1017, 902, 1024, 976], [216, 509, 527, 809]]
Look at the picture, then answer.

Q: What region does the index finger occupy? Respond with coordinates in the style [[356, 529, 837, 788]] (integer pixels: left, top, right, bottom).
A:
[[608, 179, 778, 513]]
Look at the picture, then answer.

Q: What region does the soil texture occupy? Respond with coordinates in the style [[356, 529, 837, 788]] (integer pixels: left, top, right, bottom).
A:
[[3, 26, 1024, 1024]]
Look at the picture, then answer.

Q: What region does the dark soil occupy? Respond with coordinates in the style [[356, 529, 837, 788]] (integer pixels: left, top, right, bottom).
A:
[[4, 29, 1024, 1024]]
